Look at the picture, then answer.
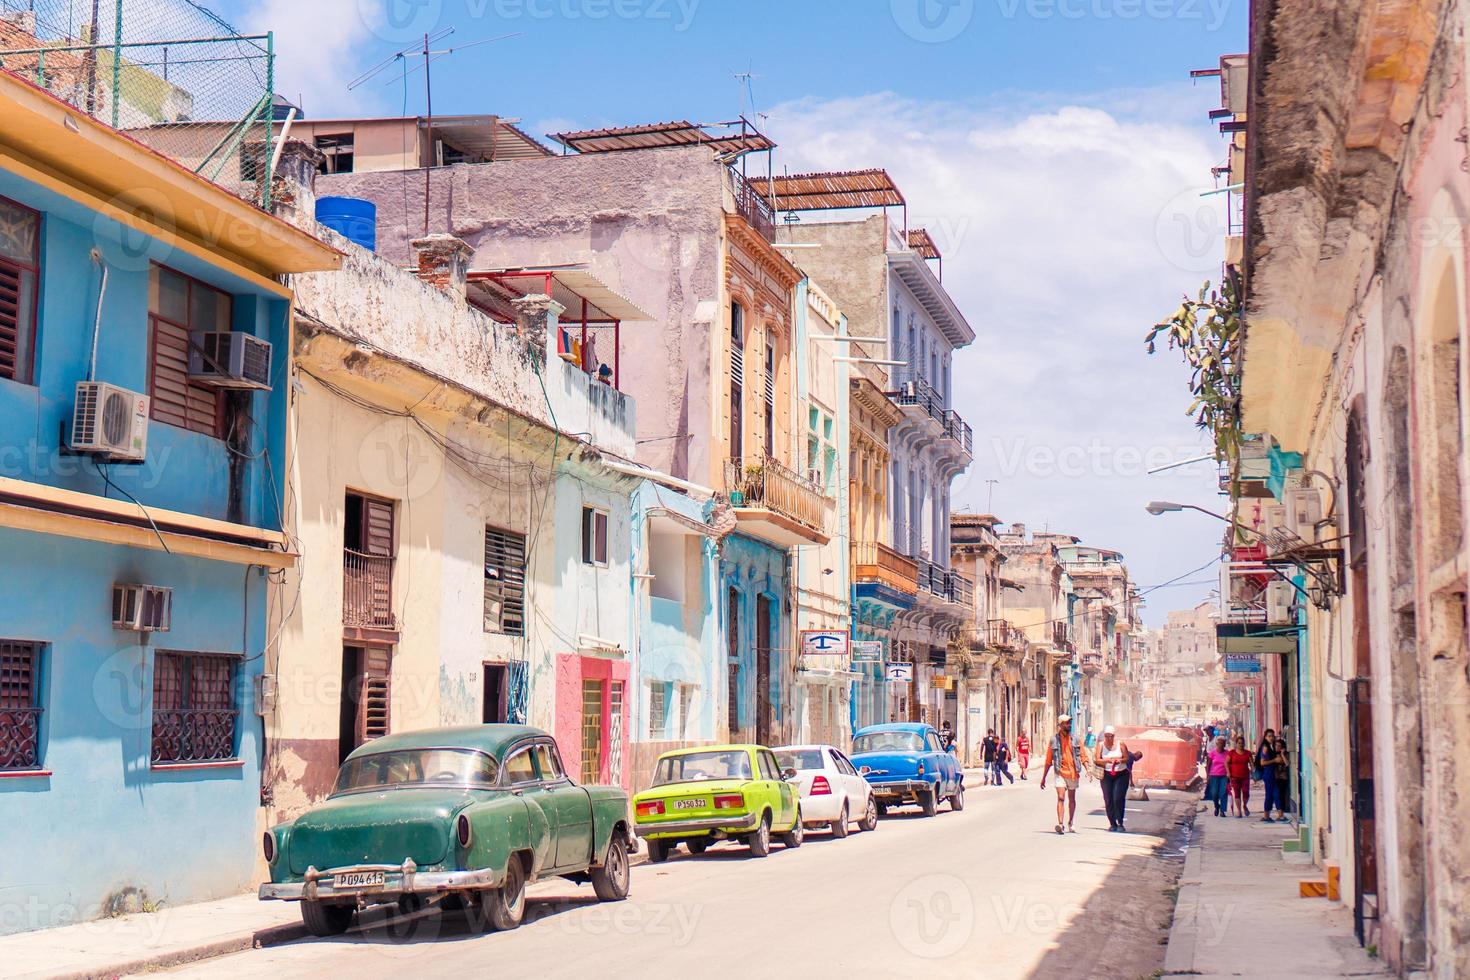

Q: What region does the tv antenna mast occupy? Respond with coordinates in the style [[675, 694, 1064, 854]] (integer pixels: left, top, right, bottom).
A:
[[347, 28, 522, 233]]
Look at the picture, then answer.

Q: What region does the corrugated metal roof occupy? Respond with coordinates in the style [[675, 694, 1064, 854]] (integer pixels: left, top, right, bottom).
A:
[[751, 169, 906, 211], [549, 119, 774, 157]]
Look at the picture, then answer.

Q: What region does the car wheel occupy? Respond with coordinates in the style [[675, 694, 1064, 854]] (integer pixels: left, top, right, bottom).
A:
[[920, 786, 938, 817], [859, 795, 879, 831], [591, 835, 631, 902], [485, 858, 527, 931], [779, 809, 804, 849], [748, 813, 772, 857], [949, 785, 966, 812], [686, 838, 708, 855], [301, 900, 353, 937], [831, 801, 850, 838], [646, 839, 671, 863]]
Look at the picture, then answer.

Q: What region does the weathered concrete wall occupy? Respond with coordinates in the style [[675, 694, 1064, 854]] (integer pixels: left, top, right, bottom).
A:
[[778, 216, 890, 339], [320, 147, 725, 481]]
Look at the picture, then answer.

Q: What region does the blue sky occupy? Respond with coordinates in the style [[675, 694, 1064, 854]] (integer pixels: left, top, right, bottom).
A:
[[218, 0, 1247, 624]]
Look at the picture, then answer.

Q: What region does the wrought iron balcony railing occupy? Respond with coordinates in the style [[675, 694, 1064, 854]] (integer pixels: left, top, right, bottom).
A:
[[889, 377, 946, 424], [728, 169, 775, 241], [724, 455, 828, 532], [943, 411, 973, 454], [344, 549, 396, 630]]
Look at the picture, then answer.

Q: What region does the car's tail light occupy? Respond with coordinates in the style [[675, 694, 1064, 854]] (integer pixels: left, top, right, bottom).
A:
[[636, 800, 666, 818], [457, 814, 473, 848], [713, 793, 745, 810], [918, 761, 926, 776], [262, 831, 276, 863], [810, 776, 832, 795]]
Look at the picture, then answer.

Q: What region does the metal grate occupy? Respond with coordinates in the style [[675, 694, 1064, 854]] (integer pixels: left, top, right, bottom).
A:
[[580, 680, 602, 785], [150, 651, 238, 763], [484, 526, 526, 635], [0, 640, 40, 770]]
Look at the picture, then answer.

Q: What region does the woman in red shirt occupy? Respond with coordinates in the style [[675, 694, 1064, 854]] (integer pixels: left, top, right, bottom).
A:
[[1227, 735, 1254, 817]]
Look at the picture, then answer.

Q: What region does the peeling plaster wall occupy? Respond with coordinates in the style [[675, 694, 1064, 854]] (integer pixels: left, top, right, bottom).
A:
[[320, 147, 723, 481]]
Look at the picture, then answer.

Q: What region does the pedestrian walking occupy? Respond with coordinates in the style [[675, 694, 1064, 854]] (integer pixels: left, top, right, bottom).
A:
[[1272, 737, 1293, 820], [994, 738, 1015, 785], [1095, 725, 1143, 831], [1256, 729, 1281, 821], [1084, 726, 1097, 751], [981, 729, 997, 785], [1227, 735, 1253, 817], [1017, 731, 1031, 780], [1040, 715, 1090, 834], [1205, 735, 1230, 816], [939, 721, 956, 753]]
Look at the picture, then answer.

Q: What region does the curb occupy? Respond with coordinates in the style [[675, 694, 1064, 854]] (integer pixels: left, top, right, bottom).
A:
[[45, 921, 306, 980], [62, 854, 652, 979], [1162, 806, 1203, 976]]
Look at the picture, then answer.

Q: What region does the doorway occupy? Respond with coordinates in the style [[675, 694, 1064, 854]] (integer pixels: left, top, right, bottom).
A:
[[339, 645, 391, 763], [482, 663, 508, 724], [756, 595, 773, 744]]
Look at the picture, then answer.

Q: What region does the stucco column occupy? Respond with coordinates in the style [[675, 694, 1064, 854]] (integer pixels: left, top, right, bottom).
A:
[[264, 139, 324, 231], [510, 293, 563, 361], [410, 234, 475, 304]]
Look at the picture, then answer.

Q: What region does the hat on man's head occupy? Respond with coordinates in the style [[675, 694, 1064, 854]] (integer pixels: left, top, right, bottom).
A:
[[1058, 714, 1071, 723], [1103, 725, 1116, 735]]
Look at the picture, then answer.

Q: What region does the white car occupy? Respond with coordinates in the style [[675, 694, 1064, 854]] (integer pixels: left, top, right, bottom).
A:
[[774, 744, 878, 838]]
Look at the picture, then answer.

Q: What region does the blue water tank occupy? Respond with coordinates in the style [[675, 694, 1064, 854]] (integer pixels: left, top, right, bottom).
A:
[[315, 196, 376, 252]]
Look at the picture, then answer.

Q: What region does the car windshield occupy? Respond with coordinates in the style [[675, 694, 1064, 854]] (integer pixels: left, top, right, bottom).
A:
[[654, 750, 752, 784], [853, 732, 925, 754], [334, 748, 499, 793], [775, 749, 824, 771]]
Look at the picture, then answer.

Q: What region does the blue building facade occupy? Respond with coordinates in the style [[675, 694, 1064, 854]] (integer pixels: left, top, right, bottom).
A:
[[0, 77, 337, 932], [719, 533, 791, 745]]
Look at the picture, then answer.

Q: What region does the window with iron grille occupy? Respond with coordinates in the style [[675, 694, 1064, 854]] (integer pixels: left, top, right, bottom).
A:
[[0, 196, 40, 385], [647, 681, 668, 738], [0, 640, 42, 771], [151, 652, 239, 764], [148, 265, 230, 436], [484, 525, 527, 635]]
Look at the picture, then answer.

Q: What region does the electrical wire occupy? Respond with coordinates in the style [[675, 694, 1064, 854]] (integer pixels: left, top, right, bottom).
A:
[[92, 458, 171, 554]]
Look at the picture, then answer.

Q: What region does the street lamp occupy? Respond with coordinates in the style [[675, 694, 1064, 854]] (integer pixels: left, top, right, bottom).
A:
[[1145, 500, 1228, 520]]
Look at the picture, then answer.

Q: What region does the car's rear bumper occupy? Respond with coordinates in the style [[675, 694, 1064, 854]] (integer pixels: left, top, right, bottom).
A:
[[798, 793, 846, 823], [260, 861, 500, 902], [868, 778, 934, 800], [635, 812, 762, 839]]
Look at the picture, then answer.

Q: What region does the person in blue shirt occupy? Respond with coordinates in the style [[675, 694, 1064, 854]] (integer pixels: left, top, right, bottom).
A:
[[1084, 727, 1097, 750]]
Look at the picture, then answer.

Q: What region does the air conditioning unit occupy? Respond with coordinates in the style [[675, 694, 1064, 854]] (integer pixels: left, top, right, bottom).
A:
[[1286, 487, 1325, 543], [1259, 502, 1288, 534], [71, 382, 148, 461], [112, 583, 172, 632], [1266, 580, 1295, 624], [189, 332, 272, 390]]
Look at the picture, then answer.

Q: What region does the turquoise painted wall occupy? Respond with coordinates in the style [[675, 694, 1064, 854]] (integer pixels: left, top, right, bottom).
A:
[[719, 533, 790, 736]]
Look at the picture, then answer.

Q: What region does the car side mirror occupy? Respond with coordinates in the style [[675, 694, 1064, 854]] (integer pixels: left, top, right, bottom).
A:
[[859, 765, 871, 775], [781, 767, 798, 781]]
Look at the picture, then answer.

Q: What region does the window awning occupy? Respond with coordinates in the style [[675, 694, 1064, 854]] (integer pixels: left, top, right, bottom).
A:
[[466, 267, 653, 324], [549, 119, 773, 158], [750, 169, 906, 212]]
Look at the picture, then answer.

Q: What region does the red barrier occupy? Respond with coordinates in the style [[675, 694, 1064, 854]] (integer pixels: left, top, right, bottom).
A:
[[1113, 725, 1201, 789]]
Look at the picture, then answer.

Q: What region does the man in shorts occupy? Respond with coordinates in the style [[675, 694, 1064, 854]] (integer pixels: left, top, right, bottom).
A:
[[1040, 715, 1090, 833]]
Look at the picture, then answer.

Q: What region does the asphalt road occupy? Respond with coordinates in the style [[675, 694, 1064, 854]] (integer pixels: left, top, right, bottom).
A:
[[143, 775, 1193, 980]]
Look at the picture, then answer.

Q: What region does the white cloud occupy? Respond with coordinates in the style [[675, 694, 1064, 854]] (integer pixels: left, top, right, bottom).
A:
[[240, 0, 385, 118], [766, 89, 1231, 623]]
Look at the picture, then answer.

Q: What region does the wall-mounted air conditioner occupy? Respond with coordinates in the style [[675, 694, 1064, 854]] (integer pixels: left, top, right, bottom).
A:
[[112, 583, 172, 632], [71, 382, 148, 461], [1286, 487, 1325, 544], [1266, 580, 1295, 625], [189, 332, 272, 390]]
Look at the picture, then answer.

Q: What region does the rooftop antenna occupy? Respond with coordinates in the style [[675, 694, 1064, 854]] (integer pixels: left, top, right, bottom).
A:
[[348, 29, 522, 234]]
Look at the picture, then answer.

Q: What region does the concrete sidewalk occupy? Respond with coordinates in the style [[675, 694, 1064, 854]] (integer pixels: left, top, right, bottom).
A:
[[3, 892, 303, 980], [1164, 803, 1389, 978]]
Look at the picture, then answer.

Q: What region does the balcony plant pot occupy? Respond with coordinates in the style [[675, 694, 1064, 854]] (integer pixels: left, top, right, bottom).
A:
[[729, 491, 747, 506]]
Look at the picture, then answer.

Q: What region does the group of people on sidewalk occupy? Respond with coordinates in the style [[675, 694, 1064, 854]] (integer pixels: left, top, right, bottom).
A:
[[1203, 728, 1293, 822], [1038, 715, 1143, 834], [978, 728, 1032, 786]]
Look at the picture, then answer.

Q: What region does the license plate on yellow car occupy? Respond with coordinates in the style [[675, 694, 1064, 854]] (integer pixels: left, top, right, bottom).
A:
[[333, 871, 385, 890], [674, 798, 707, 810]]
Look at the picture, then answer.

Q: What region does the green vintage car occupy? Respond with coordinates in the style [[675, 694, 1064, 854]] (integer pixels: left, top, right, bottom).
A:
[[632, 744, 803, 861], [260, 725, 634, 936]]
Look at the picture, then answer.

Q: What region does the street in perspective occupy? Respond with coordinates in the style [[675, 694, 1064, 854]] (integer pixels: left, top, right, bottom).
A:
[[0, 1, 1464, 979]]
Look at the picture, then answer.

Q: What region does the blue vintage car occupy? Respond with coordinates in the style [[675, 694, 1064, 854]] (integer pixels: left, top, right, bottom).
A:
[[850, 723, 964, 817]]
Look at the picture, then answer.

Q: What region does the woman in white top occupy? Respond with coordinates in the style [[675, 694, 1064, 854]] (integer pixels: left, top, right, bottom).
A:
[[1096, 726, 1142, 831]]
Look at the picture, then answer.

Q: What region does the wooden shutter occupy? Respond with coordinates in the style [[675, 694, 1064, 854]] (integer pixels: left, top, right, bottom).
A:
[[0, 262, 25, 382], [356, 647, 391, 742], [484, 526, 526, 635], [148, 266, 225, 436], [363, 499, 395, 557]]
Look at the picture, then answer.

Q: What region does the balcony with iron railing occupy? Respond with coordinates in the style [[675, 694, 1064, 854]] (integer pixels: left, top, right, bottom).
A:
[[1080, 651, 1105, 674], [727, 168, 775, 241], [853, 541, 920, 596], [724, 456, 830, 545], [151, 708, 239, 763], [945, 569, 975, 608], [344, 549, 397, 630], [1052, 621, 1074, 653], [943, 410, 973, 456], [889, 377, 946, 425]]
